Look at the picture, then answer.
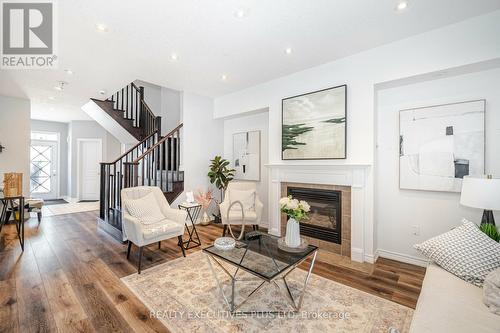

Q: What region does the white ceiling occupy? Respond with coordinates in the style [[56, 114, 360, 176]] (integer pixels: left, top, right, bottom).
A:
[[1, 0, 500, 123]]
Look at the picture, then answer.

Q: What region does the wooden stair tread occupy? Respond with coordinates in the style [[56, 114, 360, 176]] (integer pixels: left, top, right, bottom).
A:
[[92, 98, 143, 140]]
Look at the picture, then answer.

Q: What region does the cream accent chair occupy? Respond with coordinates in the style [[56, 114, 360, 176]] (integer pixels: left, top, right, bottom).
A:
[[219, 181, 264, 238], [121, 186, 187, 274]]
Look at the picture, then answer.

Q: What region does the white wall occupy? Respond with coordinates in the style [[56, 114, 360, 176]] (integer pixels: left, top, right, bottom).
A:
[[68, 120, 121, 199], [135, 80, 182, 135], [0, 95, 31, 195], [213, 11, 500, 262], [223, 111, 269, 226], [375, 67, 500, 265], [161, 87, 181, 134], [173, 92, 224, 207], [31, 120, 69, 197], [214, 11, 500, 163]]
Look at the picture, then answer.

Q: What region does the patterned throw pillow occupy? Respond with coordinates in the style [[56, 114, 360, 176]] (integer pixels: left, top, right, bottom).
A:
[[414, 219, 500, 287], [124, 192, 165, 225]]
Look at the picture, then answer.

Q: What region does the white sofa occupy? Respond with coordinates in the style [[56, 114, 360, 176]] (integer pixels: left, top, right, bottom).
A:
[[410, 263, 500, 333]]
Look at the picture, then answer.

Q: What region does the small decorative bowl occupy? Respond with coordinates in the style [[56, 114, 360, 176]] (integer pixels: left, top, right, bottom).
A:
[[214, 237, 236, 250]]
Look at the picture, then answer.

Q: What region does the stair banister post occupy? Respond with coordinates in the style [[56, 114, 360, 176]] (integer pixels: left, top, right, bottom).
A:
[[155, 116, 162, 136], [139, 86, 145, 138], [123, 162, 132, 188], [99, 162, 107, 220]]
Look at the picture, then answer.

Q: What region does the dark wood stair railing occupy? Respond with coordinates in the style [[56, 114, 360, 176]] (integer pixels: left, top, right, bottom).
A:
[[124, 123, 184, 203], [99, 129, 160, 224], [101, 82, 158, 140]]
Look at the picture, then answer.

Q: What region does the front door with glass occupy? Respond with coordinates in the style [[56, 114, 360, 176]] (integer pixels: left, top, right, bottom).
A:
[[30, 140, 59, 199]]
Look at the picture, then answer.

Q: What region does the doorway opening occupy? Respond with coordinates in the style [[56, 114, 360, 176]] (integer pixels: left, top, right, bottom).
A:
[[30, 131, 60, 200]]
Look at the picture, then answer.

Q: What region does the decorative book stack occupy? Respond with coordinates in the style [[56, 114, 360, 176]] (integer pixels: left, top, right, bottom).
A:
[[3, 173, 23, 197]]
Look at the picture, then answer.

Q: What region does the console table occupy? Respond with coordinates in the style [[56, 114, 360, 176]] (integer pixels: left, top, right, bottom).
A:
[[0, 194, 25, 251]]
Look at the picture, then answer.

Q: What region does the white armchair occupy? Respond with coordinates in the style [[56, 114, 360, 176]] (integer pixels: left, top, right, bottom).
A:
[[121, 186, 187, 273], [219, 181, 264, 238]]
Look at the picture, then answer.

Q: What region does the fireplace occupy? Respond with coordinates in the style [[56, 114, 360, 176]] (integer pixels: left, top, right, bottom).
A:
[[287, 187, 342, 244]]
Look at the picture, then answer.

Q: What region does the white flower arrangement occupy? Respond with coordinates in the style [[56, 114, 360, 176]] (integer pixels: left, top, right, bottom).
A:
[[280, 195, 310, 222]]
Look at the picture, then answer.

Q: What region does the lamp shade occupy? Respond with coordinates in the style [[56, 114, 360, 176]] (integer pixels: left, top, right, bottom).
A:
[[460, 176, 500, 210]]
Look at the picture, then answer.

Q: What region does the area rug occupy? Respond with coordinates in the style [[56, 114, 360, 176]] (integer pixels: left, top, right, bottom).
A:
[[122, 251, 413, 333], [42, 201, 99, 216]]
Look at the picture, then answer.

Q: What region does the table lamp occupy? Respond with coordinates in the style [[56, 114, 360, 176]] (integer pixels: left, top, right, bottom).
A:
[[460, 175, 500, 225]]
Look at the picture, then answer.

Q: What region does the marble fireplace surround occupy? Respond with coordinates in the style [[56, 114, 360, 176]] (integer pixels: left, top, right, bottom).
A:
[[266, 163, 373, 263]]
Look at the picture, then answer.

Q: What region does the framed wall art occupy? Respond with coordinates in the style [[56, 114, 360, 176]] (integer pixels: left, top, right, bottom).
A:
[[282, 85, 346, 160], [399, 99, 485, 192], [232, 130, 260, 181]]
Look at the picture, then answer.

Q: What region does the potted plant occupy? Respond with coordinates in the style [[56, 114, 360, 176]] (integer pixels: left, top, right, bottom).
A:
[[207, 156, 235, 222], [480, 223, 500, 242], [280, 196, 310, 247]]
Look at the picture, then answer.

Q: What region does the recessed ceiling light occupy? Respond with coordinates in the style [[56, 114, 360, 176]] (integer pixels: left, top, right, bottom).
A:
[[221, 74, 228, 81], [170, 53, 178, 61], [95, 23, 108, 32], [395, 1, 408, 11], [285, 47, 293, 55], [64, 69, 73, 75], [234, 8, 249, 18], [99, 89, 107, 95], [54, 81, 67, 91]]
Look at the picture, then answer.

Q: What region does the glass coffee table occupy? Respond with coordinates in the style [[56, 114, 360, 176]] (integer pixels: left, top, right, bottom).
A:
[[203, 232, 318, 315]]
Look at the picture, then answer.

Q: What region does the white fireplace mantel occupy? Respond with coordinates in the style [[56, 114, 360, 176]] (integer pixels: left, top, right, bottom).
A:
[[265, 163, 374, 263]]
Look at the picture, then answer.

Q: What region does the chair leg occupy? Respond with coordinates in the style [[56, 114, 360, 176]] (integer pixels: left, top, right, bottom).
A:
[[37, 212, 42, 224], [222, 224, 228, 237], [178, 235, 186, 257], [126, 241, 132, 259], [137, 246, 143, 274]]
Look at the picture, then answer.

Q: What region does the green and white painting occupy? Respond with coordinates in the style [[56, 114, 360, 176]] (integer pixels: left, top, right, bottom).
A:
[[282, 85, 346, 160]]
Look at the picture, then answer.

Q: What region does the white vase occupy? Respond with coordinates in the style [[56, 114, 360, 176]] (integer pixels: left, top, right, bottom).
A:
[[285, 217, 301, 248], [200, 211, 210, 226]]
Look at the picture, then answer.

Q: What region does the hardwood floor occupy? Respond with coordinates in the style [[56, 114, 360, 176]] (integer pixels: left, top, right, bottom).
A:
[[0, 211, 426, 332]]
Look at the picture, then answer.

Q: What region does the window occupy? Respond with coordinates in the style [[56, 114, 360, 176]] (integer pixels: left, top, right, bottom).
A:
[[31, 131, 58, 141]]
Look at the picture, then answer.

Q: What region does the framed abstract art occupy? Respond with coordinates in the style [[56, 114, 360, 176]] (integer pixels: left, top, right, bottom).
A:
[[282, 85, 346, 160], [232, 130, 260, 181], [399, 99, 485, 192]]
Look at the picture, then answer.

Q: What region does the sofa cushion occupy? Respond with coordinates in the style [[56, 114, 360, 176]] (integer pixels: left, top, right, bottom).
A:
[[414, 219, 500, 286], [142, 219, 183, 240], [410, 263, 500, 333], [483, 267, 500, 315], [124, 192, 165, 225]]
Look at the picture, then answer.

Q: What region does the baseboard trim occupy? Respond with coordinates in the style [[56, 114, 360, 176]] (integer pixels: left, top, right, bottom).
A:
[[364, 251, 379, 264], [377, 249, 429, 267]]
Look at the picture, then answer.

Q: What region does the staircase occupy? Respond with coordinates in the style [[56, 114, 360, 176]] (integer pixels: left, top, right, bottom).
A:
[[96, 82, 184, 239], [91, 82, 158, 141]]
